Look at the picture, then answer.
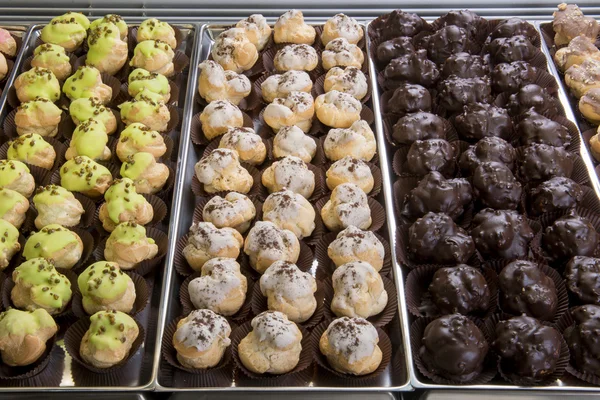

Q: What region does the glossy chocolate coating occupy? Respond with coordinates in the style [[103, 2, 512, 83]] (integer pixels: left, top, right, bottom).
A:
[[454, 103, 513, 141], [488, 35, 537, 64], [470, 209, 534, 259], [518, 144, 574, 182], [392, 112, 446, 145], [376, 37, 415, 65], [507, 84, 558, 116], [565, 257, 600, 304], [441, 52, 489, 79], [435, 9, 483, 37], [494, 315, 562, 378], [387, 83, 432, 115], [437, 76, 492, 112], [372, 10, 426, 40], [384, 49, 440, 87], [429, 265, 490, 315], [408, 212, 475, 264], [516, 110, 572, 148], [543, 209, 599, 262], [489, 18, 538, 42], [406, 139, 456, 177], [473, 162, 522, 210], [565, 305, 600, 376], [459, 137, 516, 175], [401, 171, 472, 221], [491, 61, 538, 93], [426, 26, 471, 65], [420, 314, 488, 382], [529, 177, 583, 216]]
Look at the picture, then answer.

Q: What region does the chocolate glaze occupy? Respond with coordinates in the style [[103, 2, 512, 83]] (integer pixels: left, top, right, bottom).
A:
[[376, 37, 415, 65], [470, 209, 534, 259], [387, 83, 432, 115], [454, 103, 513, 141], [459, 137, 516, 175], [494, 315, 562, 379], [437, 76, 492, 112], [518, 144, 574, 182], [392, 112, 446, 145], [491, 61, 538, 93], [408, 212, 475, 265], [401, 171, 473, 221], [426, 26, 471, 65], [565, 304, 600, 376], [543, 209, 599, 262], [507, 84, 558, 116], [429, 265, 490, 315], [384, 49, 440, 87], [435, 10, 483, 37], [565, 257, 600, 304], [441, 52, 489, 79], [488, 35, 537, 64], [529, 177, 583, 216], [489, 18, 538, 42], [473, 162, 522, 210], [516, 110, 572, 148], [406, 139, 456, 177], [372, 10, 426, 40], [420, 314, 488, 382]]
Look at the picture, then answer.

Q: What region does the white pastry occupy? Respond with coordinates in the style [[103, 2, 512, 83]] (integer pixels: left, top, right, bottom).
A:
[[331, 261, 387, 318], [324, 67, 368, 100], [261, 71, 313, 103], [263, 91, 314, 133], [211, 28, 259, 74], [321, 183, 372, 231], [274, 10, 316, 44], [194, 149, 253, 194], [199, 100, 244, 141], [218, 127, 266, 165], [326, 157, 374, 194], [182, 221, 244, 272], [273, 44, 318, 72], [327, 226, 384, 271], [202, 192, 256, 233], [322, 38, 364, 70], [321, 14, 364, 45], [272, 125, 317, 163], [243, 221, 300, 274], [324, 120, 376, 162], [198, 60, 251, 105], [236, 14, 272, 51], [262, 190, 316, 239], [315, 90, 362, 128], [261, 155, 315, 198]]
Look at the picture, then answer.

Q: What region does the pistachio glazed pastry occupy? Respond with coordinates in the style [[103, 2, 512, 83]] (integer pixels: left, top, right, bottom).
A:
[[69, 97, 117, 135], [130, 39, 175, 77], [119, 92, 170, 132], [30, 43, 72, 81], [33, 185, 85, 229], [7, 133, 56, 170], [128, 68, 171, 103], [14, 67, 61, 103], [0, 188, 29, 228], [40, 12, 90, 52], [89, 14, 128, 40], [137, 18, 177, 49], [15, 97, 62, 137], [104, 222, 159, 269], [86, 21, 128, 76], [63, 66, 113, 104], [116, 122, 167, 161], [78, 261, 136, 315], [98, 178, 154, 232], [80, 310, 139, 368], [0, 308, 58, 367], [60, 156, 113, 198], [66, 119, 111, 161], [11, 257, 73, 315], [23, 224, 83, 269], [120, 152, 170, 195], [0, 160, 35, 197], [0, 219, 20, 270]]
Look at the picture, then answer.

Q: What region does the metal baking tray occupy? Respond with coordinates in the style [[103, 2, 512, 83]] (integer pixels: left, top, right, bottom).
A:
[[153, 20, 410, 392], [0, 19, 198, 392]]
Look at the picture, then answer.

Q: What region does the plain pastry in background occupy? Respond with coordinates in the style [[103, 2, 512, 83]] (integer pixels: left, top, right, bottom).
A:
[[321, 13, 364, 45], [236, 14, 272, 51]]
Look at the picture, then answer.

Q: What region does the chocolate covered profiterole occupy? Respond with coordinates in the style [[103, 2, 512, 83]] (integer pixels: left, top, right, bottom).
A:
[[489, 18, 538, 42], [387, 83, 431, 115], [507, 84, 558, 116], [470, 209, 534, 260], [441, 52, 488, 79], [401, 172, 472, 221], [472, 162, 522, 210], [425, 26, 471, 65], [516, 110, 572, 147], [384, 49, 440, 87], [518, 144, 574, 182], [405, 139, 456, 177], [529, 177, 584, 216], [491, 61, 538, 93], [459, 137, 516, 175], [429, 265, 490, 315], [391, 112, 446, 145], [565, 257, 600, 304], [372, 10, 425, 40], [437, 76, 492, 112], [454, 103, 513, 141], [419, 314, 488, 382], [376, 37, 414, 65], [407, 212, 475, 265], [488, 35, 537, 64], [543, 209, 599, 262], [494, 315, 562, 380], [435, 9, 483, 37], [565, 305, 600, 376]]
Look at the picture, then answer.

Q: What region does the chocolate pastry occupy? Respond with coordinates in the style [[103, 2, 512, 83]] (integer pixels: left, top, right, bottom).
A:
[[420, 314, 488, 382], [543, 209, 599, 262], [459, 137, 516, 175], [472, 162, 522, 210], [491, 61, 537, 93], [498, 260, 557, 320], [407, 212, 475, 265], [384, 49, 440, 87], [565, 257, 600, 304], [470, 209, 534, 259], [401, 172, 472, 221], [376, 37, 415, 65], [429, 265, 490, 315], [565, 305, 600, 376], [435, 9, 483, 37], [507, 84, 558, 117], [488, 35, 537, 64], [489, 18, 538, 42], [529, 177, 583, 216], [437, 76, 492, 112], [372, 10, 425, 40], [517, 110, 572, 148], [494, 315, 562, 379], [405, 139, 456, 177], [454, 103, 513, 141], [392, 112, 446, 145], [441, 52, 488, 79], [426, 26, 471, 65], [518, 144, 574, 182], [387, 83, 431, 115]]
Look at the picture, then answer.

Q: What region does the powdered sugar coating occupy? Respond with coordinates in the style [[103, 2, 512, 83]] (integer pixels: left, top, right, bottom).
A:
[[175, 309, 232, 352], [318, 90, 362, 113], [194, 148, 253, 193], [243, 221, 300, 270], [251, 310, 301, 348], [260, 260, 316, 300], [331, 260, 388, 317], [325, 316, 378, 363], [327, 157, 373, 189]]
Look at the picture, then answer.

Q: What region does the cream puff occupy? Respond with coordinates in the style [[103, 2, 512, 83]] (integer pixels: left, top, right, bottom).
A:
[[23, 224, 83, 269], [218, 127, 266, 165], [0, 160, 35, 198], [202, 192, 256, 234], [199, 99, 244, 140], [130, 39, 175, 77], [326, 157, 374, 193], [581, 88, 600, 125], [211, 28, 258, 74], [0, 188, 29, 228], [14, 67, 61, 103], [63, 66, 112, 104], [116, 122, 167, 161], [0, 53, 7, 81], [129, 68, 171, 103], [324, 120, 376, 162], [262, 155, 315, 198], [137, 18, 177, 49], [331, 261, 387, 318], [321, 14, 364, 45], [15, 98, 62, 137], [104, 222, 159, 269], [315, 90, 362, 128], [321, 183, 372, 231], [262, 189, 315, 239], [78, 261, 136, 314], [7, 133, 56, 170], [30, 43, 72, 81], [553, 3, 600, 46], [328, 226, 384, 271], [263, 91, 314, 133], [33, 184, 85, 229], [40, 12, 90, 52], [69, 97, 117, 135], [324, 67, 368, 101], [273, 44, 318, 72], [0, 219, 20, 270], [554, 35, 600, 72], [194, 149, 253, 194], [98, 178, 154, 232], [66, 119, 111, 161], [120, 152, 170, 195], [274, 10, 316, 44], [60, 156, 113, 198], [0, 28, 17, 57], [322, 38, 364, 70], [272, 125, 317, 162], [119, 92, 171, 132], [244, 221, 300, 274], [183, 222, 243, 272], [197, 60, 251, 105], [86, 21, 128, 75], [565, 58, 600, 98], [261, 70, 312, 103], [236, 14, 272, 51]]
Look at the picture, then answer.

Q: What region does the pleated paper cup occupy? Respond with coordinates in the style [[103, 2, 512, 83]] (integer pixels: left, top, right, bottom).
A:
[[0, 334, 57, 380]]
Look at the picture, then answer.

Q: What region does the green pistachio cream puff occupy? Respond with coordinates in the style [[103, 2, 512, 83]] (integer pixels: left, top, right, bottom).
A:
[[60, 155, 113, 198], [0, 308, 58, 366], [119, 91, 170, 132], [116, 122, 167, 161], [104, 222, 158, 269], [11, 257, 73, 315], [90, 14, 128, 40], [69, 96, 117, 134], [0, 219, 20, 270], [98, 178, 154, 232], [7, 133, 57, 170], [128, 68, 170, 102], [0, 159, 35, 197], [66, 119, 111, 161], [33, 184, 85, 229], [31, 43, 72, 81], [120, 152, 169, 194], [63, 66, 112, 104], [23, 224, 84, 269], [130, 39, 175, 77], [14, 67, 61, 103], [137, 18, 177, 49], [78, 261, 136, 314], [0, 188, 29, 229], [86, 21, 128, 76], [15, 97, 63, 137], [40, 12, 90, 52]]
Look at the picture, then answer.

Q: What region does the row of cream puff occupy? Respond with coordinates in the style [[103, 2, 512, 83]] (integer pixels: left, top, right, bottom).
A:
[[0, 27, 18, 81]]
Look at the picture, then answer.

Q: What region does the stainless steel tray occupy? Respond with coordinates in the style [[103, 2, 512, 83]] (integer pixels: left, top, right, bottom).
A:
[[0, 19, 198, 392], [153, 20, 410, 392]]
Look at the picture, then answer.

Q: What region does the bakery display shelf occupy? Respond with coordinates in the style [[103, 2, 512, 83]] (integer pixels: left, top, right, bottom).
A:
[[0, 18, 198, 392], [153, 20, 410, 392]]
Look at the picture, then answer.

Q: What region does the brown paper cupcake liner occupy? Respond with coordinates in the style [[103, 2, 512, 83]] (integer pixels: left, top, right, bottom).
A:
[[262, 44, 323, 79], [0, 334, 56, 380], [192, 194, 262, 230], [0, 345, 65, 386], [129, 24, 185, 51], [202, 137, 268, 168], [383, 114, 458, 147], [190, 110, 254, 146], [485, 19, 542, 48], [72, 270, 150, 318], [259, 161, 326, 203], [265, 134, 326, 166], [311, 318, 392, 383], [119, 80, 180, 106], [240, 241, 316, 281], [313, 71, 372, 104], [93, 193, 167, 237], [314, 196, 386, 234], [64, 315, 145, 374], [392, 142, 459, 178], [405, 265, 498, 318], [191, 163, 265, 200], [314, 231, 392, 277], [2, 107, 69, 141]]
